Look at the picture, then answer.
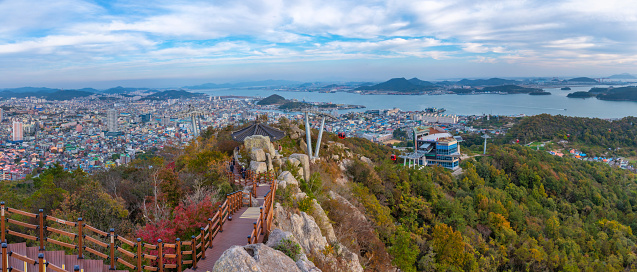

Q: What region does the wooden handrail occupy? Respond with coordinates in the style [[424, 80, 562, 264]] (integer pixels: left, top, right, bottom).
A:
[[0, 163, 271, 272]]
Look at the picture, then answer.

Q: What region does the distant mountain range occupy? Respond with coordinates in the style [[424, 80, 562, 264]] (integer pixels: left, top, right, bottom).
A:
[[141, 90, 204, 100], [609, 73, 637, 79], [355, 77, 436, 92], [0, 89, 94, 100], [453, 78, 521, 86], [183, 80, 301, 89], [567, 77, 598, 83]]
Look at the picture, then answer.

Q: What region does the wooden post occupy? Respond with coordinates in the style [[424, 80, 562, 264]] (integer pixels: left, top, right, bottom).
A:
[[176, 238, 182, 272], [247, 235, 251, 245], [77, 217, 84, 259], [109, 229, 115, 270], [218, 206, 223, 232], [2, 243, 7, 272], [253, 222, 257, 243], [191, 236, 197, 269], [38, 253, 44, 272], [1, 202, 5, 243], [259, 207, 264, 235], [199, 228, 206, 260], [38, 209, 44, 251], [226, 194, 230, 214], [158, 239, 163, 272], [207, 219, 213, 248], [136, 238, 142, 272]]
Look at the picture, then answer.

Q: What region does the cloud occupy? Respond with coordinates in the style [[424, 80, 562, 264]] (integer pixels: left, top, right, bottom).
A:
[[1, 0, 637, 85]]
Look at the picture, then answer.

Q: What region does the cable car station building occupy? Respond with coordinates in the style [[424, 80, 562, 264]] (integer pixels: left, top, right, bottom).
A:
[[400, 126, 461, 170]]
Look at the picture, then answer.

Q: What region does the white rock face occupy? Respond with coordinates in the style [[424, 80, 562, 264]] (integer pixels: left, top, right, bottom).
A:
[[289, 153, 310, 181], [360, 156, 373, 165], [213, 244, 301, 272], [310, 199, 338, 245], [288, 158, 301, 167], [265, 153, 273, 171], [289, 125, 305, 140], [278, 171, 299, 190], [244, 135, 275, 157], [250, 161, 267, 174], [251, 148, 266, 162], [273, 203, 363, 272]]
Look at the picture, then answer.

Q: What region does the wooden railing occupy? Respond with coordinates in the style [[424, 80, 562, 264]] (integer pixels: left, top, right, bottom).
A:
[[0, 189, 245, 272], [247, 180, 277, 244], [2, 163, 279, 272]]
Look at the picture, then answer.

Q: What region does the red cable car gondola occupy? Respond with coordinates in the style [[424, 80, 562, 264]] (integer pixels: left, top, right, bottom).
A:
[[390, 154, 396, 161], [338, 132, 346, 139]]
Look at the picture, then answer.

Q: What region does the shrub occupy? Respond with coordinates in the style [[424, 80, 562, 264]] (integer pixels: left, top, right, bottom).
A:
[[275, 238, 302, 261], [297, 196, 314, 214]]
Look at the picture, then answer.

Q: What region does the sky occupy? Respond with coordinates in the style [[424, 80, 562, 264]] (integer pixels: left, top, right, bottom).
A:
[[1, 0, 637, 88]]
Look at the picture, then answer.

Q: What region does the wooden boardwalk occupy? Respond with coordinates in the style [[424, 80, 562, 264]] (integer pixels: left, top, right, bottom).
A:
[[184, 183, 271, 271]]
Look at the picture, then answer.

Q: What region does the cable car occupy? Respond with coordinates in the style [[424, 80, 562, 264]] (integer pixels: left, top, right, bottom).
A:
[[390, 154, 397, 161], [338, 132, 346, 139]]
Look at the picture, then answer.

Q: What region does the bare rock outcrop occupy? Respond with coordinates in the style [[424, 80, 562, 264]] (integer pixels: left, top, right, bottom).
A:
[[289, 153, 310, 181], [250, 148, 266, 162], [278, 171, 300, 191], [273, 203, 363, 272], [244, 135, 276, 157], [213, 244, 301, 272], [250, 161, 267, 174]]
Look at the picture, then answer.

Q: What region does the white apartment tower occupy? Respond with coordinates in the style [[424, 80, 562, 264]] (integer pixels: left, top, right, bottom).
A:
[[107, 109, 118, 132], [12, 121, 23, 142]]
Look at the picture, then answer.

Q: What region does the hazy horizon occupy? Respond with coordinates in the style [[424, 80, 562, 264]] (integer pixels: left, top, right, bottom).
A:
[[2, 0, 637, 88]]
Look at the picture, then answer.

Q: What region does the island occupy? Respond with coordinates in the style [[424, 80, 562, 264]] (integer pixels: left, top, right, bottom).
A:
[[529, 90, 551, 95], [257, 94, 286, 105], [567, 91, 596, 98], [561, 87, 571, 90]]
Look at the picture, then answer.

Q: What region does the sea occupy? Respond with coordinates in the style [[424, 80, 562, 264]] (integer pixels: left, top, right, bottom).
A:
[[199, 85, 637, 119]]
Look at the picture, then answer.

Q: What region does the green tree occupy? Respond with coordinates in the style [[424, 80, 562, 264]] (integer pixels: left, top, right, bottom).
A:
[[388, 226, 419, 272]]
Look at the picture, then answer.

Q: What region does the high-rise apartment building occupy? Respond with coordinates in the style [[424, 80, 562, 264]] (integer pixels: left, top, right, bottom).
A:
[[12, 121, 23, 142], [107, 109, 118, 133]]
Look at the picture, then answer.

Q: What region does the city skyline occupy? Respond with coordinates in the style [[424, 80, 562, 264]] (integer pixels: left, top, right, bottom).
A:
[[1, 0, 637, 88]]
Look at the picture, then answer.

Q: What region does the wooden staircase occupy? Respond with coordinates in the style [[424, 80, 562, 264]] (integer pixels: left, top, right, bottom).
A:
[[2, 242, 127, 272]]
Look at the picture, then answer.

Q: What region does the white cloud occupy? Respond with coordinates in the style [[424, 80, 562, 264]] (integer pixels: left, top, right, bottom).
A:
[[1, 0, 637, 85]]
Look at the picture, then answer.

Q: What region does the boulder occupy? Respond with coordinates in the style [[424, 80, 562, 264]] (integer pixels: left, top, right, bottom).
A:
[[250, 161, 267, 174], [213, 244, 301, 272], [296, 255, 322, 272], [290, 153, 310, 181], [266, 229, 322, 272], [360, 156, 373, 165], [266, 153, 273, 171], [288, 158, 301, 167], [251, 148, 266, 162], [273, 203, 364, 272], [212, 246, 260, 272], [278, 171, 299, 190], [289, 124, 305, 140], [265, 229, 298, 249], [245, 135, 276, 157], [273, 203, 328, 258]]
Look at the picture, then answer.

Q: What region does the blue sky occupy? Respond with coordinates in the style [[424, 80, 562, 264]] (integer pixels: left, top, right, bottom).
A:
[[1, 0, 637, 88]]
